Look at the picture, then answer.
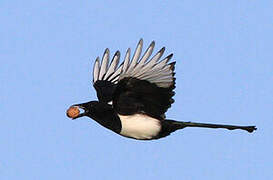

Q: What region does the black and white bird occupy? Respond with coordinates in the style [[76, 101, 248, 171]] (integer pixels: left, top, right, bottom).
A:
[[67, 39, 257, 140]]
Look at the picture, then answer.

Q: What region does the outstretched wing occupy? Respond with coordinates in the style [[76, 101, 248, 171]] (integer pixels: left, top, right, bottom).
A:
[[93, 39, 176, 119], [113, 39, 176, 120], [118, 40, 175, 88]]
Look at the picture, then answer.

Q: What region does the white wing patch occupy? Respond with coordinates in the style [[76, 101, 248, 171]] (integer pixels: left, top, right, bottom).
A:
[[93, 39, 175, 88]]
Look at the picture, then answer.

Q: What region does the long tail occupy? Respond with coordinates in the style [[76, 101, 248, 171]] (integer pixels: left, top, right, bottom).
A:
[[162, 120, 257, 134]]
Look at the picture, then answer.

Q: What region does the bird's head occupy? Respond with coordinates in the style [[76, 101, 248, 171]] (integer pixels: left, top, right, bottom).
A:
[[66, 101, 99, 120]]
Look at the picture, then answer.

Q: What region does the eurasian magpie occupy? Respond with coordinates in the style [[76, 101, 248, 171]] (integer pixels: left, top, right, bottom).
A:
[[67, 39, 257, 140]]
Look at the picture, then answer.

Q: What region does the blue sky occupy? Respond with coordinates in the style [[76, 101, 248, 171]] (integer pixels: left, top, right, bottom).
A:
[[1, 1, 272, 179]]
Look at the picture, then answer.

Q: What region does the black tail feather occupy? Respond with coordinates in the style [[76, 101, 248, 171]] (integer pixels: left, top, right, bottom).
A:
[[157, 120, 257, 139]]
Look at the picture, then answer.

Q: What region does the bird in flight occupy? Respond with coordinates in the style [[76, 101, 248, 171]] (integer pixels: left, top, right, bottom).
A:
[[67, 39, 257, 140]]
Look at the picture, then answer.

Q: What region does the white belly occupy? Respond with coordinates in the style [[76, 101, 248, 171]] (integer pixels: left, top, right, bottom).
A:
[[118, 114, 161, 140]]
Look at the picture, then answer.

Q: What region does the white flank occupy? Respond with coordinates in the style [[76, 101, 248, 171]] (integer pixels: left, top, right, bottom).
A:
[[118, 114, 161, 140]]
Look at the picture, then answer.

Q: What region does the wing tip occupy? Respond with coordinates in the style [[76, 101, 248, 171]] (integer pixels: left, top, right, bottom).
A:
[[114, 50, 120, 57], [104, 48, 110, 54], [150, 40, 155, 47], [138, 38, 144, 47], [159, 47, 165, 54], [169, 62, 176, 71], [167, 53, 173, 59]]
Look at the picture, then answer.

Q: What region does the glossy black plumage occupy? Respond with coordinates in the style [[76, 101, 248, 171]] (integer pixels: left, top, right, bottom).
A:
[[113, 77, 175, 120], [68, 39, 256, 140], [93, 80, 117, 103]]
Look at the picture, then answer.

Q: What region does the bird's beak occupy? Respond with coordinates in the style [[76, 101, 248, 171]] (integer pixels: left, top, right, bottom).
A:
[[74, 105, 89, 120]]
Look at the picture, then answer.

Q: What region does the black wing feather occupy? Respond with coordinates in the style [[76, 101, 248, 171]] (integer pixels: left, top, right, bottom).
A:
[[113, 76, 175, 120], [93, 80, 117, 103], [92, 39, 176, 116]]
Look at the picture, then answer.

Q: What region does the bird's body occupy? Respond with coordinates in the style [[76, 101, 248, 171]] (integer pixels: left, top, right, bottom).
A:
[[67, 39, 256, 140]]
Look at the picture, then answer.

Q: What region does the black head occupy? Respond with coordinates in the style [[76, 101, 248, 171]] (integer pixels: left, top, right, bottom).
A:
[[67, 101, 121, 133], [67, 101, 99, 120]]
